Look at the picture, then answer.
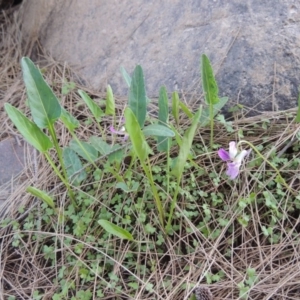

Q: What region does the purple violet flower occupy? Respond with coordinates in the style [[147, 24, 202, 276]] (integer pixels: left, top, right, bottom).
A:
[[109, 118, 128, 140], [218, 141, 250, 179]]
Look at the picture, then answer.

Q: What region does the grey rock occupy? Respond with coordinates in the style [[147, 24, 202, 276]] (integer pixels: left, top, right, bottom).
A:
[[21, 0, 300, 112], [0, 137, 26, 186], [0, 137, 33, 206]]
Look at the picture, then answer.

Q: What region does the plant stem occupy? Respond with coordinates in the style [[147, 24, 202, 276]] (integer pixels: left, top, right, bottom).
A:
[[47, 124, 76, 205], [44, 152, 76, 206], [166, 179, 180, 231], [142, 158, 165, 227], [48, 125, 68, 181]]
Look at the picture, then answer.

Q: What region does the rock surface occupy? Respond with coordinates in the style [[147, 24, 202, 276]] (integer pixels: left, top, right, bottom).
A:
[[21, 0, 300, 112], [0, 137, 32, 207]]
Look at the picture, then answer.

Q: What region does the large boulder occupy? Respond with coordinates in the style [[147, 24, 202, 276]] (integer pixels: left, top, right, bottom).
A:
[[21, 0, 300, 112]]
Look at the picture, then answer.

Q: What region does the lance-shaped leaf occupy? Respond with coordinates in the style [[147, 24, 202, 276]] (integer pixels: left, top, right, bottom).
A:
[[89, 136, 112, 155], [63, 147, 87, 186], [128, 65, 147, 128], [26, 186, 55, 209], [105, 85, 115, 116], [69, 139, 98, 162], [89, 136, 124, 163], [21, 57, 61, 128], [157, 86, 170, 152], [296, 90, 300, 123], [5, 103, 53, 152], [143, 124, 174, 137], [98, 219, 134, 241], [172, 91, 180, 125], [179, 101, 193, 119], [201, 54, 219, 105], [78, 89, 104, 121], [120, 66, 132, 87], [125, 107, 152, 162]]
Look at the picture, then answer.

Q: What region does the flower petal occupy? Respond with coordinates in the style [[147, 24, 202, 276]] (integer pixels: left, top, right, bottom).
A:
[[228, 141, 238, 159], [109, 126, 126, 135], [226, 162, 241, 179], [218, 148, 230, 161], [234, 149, 249, 164]]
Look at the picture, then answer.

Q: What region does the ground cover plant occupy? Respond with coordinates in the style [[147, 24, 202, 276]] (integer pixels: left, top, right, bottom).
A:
[[2, 7, 300, 300]]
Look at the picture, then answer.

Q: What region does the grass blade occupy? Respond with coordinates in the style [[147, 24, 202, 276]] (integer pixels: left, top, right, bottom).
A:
[[21, 57, 61, 128], [5, 103, 53, 152], [128, 65, 147, 128], [98, 220, 134, 241]]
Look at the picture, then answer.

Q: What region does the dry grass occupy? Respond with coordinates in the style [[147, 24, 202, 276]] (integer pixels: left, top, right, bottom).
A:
[[1, 5, 300, 300]]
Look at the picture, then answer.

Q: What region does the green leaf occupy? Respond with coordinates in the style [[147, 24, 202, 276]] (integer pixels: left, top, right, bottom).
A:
[[21, 57, 61, 128], [89, 136, 124, 162], [201, 54, 219, 105], [199, 96, 228, 126], [125, 107, 152, 162], [172, 91, 180, 125], [169, 123, 183, 147], [5, 103, 53, 152], [115, 182, 130, 192], [116, 182, 139, 193], [63, 147, 87, 186], [172, 108, 202, 179], [157, 86, 170, 152], [128, 65, 147, 128], [120, 66, 132, 87], [128, 282, 139, 290], [158, 86, 169, 123], [78, 89, 104, 121], [179, 101, 193, 118], [107, 147, 124, 163], [98, 220, 133, 241], [69, 139, 98, 162], [143, 124, 174, 137], [60, 107, 79, 131], [89, 136, 112, 155], [26, 186, 55, 208], [105, 84, 115, 116], [296, 89, 300, 123]]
